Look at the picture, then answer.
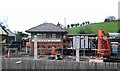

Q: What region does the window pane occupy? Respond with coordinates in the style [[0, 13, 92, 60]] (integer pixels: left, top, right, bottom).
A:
[[39, 45, 45, 48], [48, 45, 52, 49], [43, 34, 46, 38], [56, 34, 61, 38], [38, 34, 42, 38], [52, 34, 56, 38], [46, 34, 52, 38]]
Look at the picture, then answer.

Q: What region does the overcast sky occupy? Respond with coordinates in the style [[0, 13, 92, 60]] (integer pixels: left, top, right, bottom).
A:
[[0, 0, 119, 33]]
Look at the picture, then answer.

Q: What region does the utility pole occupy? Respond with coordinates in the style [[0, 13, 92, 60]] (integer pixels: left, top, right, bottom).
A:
[[64, 18, 66, 29]]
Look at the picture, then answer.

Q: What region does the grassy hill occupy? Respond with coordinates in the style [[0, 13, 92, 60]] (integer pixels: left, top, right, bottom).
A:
[[67, 20, 119, 35]]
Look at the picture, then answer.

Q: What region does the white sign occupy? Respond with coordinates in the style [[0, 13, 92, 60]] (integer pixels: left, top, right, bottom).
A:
[[85, 36, 88, 48], [73, 36, 80, 49], [81, 36, 84, 48], [73, 36, 76, 49], [76, 36, 80, 49], [34, 35, 37, 59]]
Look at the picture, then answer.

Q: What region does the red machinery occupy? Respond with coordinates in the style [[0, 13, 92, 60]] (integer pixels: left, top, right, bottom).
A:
[[97, 28, 110, 57]]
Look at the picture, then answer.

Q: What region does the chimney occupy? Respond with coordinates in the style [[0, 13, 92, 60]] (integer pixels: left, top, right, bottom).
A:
[[57, 22, 60, 27]]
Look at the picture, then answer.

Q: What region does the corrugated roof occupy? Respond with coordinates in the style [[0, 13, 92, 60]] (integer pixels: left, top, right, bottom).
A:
[[66, 34, 96, 37], [108, 33, 120, 37], [25, 23, 67, 33]]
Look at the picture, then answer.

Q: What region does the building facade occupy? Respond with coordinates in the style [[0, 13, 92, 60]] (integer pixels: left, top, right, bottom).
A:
[[6, 29, 16, 43], [25, 23, 67, 55], [0, 24, 8, 43]]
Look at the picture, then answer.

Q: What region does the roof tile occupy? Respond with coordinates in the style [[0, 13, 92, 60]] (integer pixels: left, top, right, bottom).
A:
[[25, 23, 66, 33]]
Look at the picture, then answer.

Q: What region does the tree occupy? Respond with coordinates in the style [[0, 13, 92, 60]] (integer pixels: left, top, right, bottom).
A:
[[67, 25, 70, 28], [77, 23, 79, 26], [71, 24, 74, 27], [85, 21, 88, 25], [87, 21, 90, 24], [82, 22, 85, 26], [80, 24, 82, 26], [75, 23, 78, 27]]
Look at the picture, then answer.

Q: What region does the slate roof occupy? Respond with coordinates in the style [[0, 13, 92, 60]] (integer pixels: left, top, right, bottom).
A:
[[25, 23, 67, 33], [6, 29, 16, 36]]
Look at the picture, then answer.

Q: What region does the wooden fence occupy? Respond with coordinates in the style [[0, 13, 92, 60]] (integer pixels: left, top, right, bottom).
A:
[[2, 58, 120, 71]]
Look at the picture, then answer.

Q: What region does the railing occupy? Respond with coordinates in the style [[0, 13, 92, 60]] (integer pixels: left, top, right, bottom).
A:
[[31, 38, 62, 42]]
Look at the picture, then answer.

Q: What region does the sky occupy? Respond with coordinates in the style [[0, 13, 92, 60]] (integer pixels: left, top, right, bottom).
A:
[[0, 0, 119, 33]]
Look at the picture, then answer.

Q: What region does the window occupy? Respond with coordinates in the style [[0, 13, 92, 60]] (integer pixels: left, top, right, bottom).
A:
[[52, 34, 56, 38], [56, 34, 61, 38], [43, 34, 46, 38], [48, 45, 56, 49], [37, 34, 42, 38], [46, 34, 52, 38], [48, 45, 52, 50], [37, 46, 40, 48], [39, 45, 45, 49]]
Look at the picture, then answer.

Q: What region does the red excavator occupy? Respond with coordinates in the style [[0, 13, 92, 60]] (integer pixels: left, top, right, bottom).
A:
[[97, 28, 120, 62], [97, 28, 110, 58]]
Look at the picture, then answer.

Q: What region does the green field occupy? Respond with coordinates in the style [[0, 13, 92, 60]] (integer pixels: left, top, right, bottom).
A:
[[67, 20, 119, 35]]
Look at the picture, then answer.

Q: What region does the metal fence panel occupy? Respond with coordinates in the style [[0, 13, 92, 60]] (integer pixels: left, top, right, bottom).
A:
[[2, 58, 120, 70]]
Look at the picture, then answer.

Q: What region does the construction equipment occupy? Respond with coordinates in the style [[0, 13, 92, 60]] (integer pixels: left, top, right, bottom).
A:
[[97, 28, 120, 62], [97, 28, 110, 58]]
